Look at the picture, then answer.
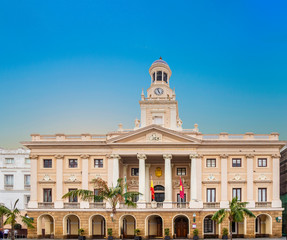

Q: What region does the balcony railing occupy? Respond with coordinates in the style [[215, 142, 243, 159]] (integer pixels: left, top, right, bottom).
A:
[[38, 202, 54, 209], [119, 203, 137, 209], [146, 202, 164, 209], [203, 202, 220, 208], [24, 184, 30, 189], [173, 202, 189, 209], [4, 184, 13, 189], [89, 202, 106, 209], [255, 202, 271, 208], [64, 202, 80, 209]]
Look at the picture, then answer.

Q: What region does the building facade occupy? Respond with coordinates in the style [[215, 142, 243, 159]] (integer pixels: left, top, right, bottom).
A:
[[0, 148, 31, 210], [280, 144, 287, 236], [23, 59, 284, 239]]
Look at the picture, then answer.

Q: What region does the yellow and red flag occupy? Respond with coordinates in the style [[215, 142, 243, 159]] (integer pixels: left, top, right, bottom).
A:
[[150, 179, 155, 200], [179, 177, 185, 199]]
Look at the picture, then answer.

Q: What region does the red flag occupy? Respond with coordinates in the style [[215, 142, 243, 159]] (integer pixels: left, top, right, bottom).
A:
[[179, 177, 185, 199], [150, 179, 155, 200]]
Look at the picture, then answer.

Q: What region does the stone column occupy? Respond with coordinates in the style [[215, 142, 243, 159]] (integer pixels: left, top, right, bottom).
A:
[[163, 154, 172, 208], [189, 154, 203, 208], [246, 154, 255, 208], [145, 164, 151, 202], [272, 154, 282, 207], [28, 155, 38, 208], [109, 154, 120, 187], [220, 154, 229, 208], [80, 155, 90, 208], [54, 155, 64, 208], [137, 154, 147, 208]]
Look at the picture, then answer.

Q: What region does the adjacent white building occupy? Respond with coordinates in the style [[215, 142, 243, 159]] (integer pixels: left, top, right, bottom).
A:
[[0, 148, 31, 210]]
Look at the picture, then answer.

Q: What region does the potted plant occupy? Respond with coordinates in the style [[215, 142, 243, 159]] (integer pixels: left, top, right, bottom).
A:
[[164, 228, 170, 240], [134, 229, 141, 240], [193, 229, 199, 240], [108, 228, 113, 240], [222, 228, 228, 239], [78, 228, 85, 240]]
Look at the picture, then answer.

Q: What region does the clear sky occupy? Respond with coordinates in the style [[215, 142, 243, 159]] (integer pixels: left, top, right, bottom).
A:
[[0, 0, 286, 148]]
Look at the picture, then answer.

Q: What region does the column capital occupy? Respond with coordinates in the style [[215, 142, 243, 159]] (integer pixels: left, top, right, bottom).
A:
[[220, 154, 229, 158], [163, 154, 172, 160], [80, 154, 90, 159], [189, 153, 201, 159], [55, 154, 64, 159], [108, 154, 121, 159], [30, 154, 38, 160], [137, 153, 147, 160], [145, 164, 151, 168], [271, 153, 280, 159], [245, 154, 254, 159]]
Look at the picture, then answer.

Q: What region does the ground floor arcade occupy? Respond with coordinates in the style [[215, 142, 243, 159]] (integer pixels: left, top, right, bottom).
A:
[[28, 210, 282, 239]]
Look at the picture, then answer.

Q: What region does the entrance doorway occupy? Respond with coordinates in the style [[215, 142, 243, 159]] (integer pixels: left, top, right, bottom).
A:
[[91, 215, 106, 238], [147, 215, 163, 238], [174, 216, 189, 238], [121, 215, 136, 239]]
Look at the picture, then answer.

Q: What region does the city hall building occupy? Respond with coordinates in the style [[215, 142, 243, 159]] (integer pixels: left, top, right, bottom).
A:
[[23, 59, 284, 239]]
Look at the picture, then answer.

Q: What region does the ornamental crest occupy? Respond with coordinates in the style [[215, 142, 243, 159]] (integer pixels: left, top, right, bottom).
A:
[[43, 174, 51, 181], [155, 167, 162, 177], [68, 174, 77, 182], [233, 174, 241, 181], [207, 174, 216, 181], [147, 132, 162, 142]]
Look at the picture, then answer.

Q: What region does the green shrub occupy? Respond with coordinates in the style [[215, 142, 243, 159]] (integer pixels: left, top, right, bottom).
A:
[[108, 228, 113, 236], [134, 229, 140, 236], [222, 228, 228, 236], [164, 228, 170, 236], [193, 229, 199, 236], [78, 228, 84, 236]]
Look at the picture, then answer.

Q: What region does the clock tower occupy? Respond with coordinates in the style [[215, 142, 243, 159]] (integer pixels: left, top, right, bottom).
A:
[[138, 57, 182, 130]]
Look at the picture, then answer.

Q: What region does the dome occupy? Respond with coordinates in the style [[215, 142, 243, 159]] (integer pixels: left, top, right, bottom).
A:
[[151, 57, 169, 66]]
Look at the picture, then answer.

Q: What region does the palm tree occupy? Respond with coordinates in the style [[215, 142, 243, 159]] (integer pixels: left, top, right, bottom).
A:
[[211, 197, 255, 240], [0, 199, 34, 240], [62, 177, 141, 214]]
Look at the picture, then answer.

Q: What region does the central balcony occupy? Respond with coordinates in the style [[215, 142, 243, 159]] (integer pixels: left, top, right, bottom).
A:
[[64, 202, 80, 209], [203, 202, 220, 208], [38, 202, 54, 209]]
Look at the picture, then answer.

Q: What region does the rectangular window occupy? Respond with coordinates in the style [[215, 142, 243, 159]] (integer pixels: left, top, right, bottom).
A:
[[131, 168, 139, 176], [94, 189, 103, 202], [4, 175, 14, 186], [94, 159, 103, 168], [232, 188, 242, 201], [177, 194, 187, 203], [43, 159, 52, 168], [24, 175, 31, 186], [157, 71, 162, 81], [69, 188, 78, 202], [258, 158, 267, 167], [258, 188, 267, 202], [207, 188, 216, 202], [153, 72, 155, 82], [69, 159, 78, 168], [5, 158, 14, 164], [43, 189, 52, 202], [177, 168, 186, 176], [206, 159, 216, 167], [163, 72, 168, 83], [25, 158, 31, 164], [232, 158, 242, 167]]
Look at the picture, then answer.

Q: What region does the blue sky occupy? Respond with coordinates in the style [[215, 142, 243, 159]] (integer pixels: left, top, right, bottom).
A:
[[0, 0, 286, 148]]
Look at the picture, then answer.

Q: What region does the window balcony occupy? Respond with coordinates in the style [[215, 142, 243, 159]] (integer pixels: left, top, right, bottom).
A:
[[89, 202, 106, 209], [38, 202, 54, 209], [24, 184, 30, 189], [203, 202, 220, 209], [64, 202, 80, 209], [255, 202, 271, 208], [4, 184, 13, 189]]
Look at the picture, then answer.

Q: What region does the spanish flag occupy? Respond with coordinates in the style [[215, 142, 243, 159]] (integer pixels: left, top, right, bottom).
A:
[[150, 179, 155, 200], [179, 177, 185, 199]]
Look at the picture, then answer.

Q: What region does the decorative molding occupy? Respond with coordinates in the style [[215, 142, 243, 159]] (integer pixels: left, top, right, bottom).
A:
[[189, 154, 198, 159], [108, 154, 121, 159], [30, 155, 38, 159], [173, 178, 190, 189], [220, 154, 229, 158], [207, 174, 216, 181], [43, 174, 51, 181], [271, 154, 281, 158], [80, 154, 90, 159], [245, 154, 254, 158], [228, 174, 246, 183], [137, 153, 147, 160], [163, 154, 172, 160], [128, 179, 139, 187], [54, 154, 64, 159], [202, 180, 221, 184]]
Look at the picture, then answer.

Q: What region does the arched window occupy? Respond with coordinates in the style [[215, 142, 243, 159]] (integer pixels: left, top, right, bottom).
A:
[[153, 72, 155, 82], [163, 72, 167, 83], [154, 185, 165, 191], [157, 71, 162, 81]]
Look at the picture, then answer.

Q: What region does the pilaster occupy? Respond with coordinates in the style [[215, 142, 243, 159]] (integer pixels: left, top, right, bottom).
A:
[[272, 154, 282, 207], [54, 155, 64, 209], [80, 154, 90, 209], [189, 154, 203, 208], [220, 154, 229, 208], [28, 155, 38, 208], [246, 154, 255, 208]]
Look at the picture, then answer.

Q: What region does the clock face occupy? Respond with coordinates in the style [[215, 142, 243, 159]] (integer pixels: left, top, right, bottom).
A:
[[154, 88, 164, 95]]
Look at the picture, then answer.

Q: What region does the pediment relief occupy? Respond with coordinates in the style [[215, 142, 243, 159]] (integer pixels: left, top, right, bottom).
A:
[[108, 125, 201, 144]]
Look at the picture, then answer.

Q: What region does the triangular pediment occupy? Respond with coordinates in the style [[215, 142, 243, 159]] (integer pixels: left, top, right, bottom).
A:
[[108, 125, 201, 144]]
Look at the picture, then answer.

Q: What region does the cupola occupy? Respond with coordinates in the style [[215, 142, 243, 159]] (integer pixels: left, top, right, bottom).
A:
[[149, 57, 172, 86]]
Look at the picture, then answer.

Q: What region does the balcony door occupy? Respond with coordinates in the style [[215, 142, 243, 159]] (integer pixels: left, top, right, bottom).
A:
[[154, 185, 165, 202]]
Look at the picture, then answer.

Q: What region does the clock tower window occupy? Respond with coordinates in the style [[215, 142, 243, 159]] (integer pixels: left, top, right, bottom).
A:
[[157, 71, 162, 81], [153, 72, 155, 82], [163, 72, 168, 83]]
